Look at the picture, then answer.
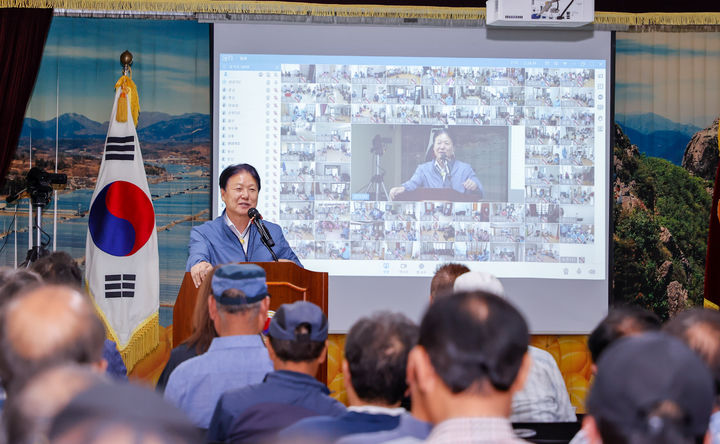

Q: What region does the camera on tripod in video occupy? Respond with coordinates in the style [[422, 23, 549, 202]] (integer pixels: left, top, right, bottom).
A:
[[6, 167, 68, 208]]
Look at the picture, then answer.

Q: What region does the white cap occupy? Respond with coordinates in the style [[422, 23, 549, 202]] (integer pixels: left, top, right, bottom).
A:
[[453, 271, 506, 298]]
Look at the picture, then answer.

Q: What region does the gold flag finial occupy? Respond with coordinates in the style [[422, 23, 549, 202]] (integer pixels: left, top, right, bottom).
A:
[[115, 50, 139, 127]]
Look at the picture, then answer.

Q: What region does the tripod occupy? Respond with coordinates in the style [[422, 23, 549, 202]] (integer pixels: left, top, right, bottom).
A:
[[358, 136, 390, 201]]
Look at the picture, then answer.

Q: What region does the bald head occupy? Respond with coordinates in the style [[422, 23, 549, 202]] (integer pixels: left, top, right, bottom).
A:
[[0, 285, 106, 393]]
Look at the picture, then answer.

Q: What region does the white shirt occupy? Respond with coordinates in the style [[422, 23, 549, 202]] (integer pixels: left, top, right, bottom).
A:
[[511, 346, 576, 422], [224, 213, 250, 254]]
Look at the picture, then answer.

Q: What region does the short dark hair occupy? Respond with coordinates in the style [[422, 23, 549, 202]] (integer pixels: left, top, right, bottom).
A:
[[420, 291, 529, 393], [219, 164, 261, 191], [664, 308, 720, 403], [345, 312, 418, 405], [588, 306, 660, 363], [430, 263, 470, 301], [31, 251, 82, 288], [269, 323, 325, 362], [215, 288, 262, 316]]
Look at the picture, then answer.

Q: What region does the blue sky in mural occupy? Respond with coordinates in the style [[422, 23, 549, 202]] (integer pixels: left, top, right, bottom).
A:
[[28, 17, 209, 122], [615, 32, 720, 162]]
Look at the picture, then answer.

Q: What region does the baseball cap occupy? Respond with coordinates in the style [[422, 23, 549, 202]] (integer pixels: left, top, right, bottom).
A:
[[267, 301, 328, 342], [587, 332, 714, 437], [453, 271, 506, 298], [211, 264, 269, 305]]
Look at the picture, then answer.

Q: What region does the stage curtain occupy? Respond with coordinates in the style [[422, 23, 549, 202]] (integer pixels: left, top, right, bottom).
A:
[[0, 8, 53, 189]]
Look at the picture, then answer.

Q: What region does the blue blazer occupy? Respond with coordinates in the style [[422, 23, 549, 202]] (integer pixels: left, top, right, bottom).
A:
[[186, 211, 302, 271]]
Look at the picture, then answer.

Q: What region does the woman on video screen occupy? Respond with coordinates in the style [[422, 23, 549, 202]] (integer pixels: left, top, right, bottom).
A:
[[389, 129, 484, 200]]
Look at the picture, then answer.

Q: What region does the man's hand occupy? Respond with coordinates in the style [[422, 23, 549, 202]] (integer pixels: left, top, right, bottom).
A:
[[463, 179, 478, 191], [190, 261, 213, 288], [389, 186, 406, 200]]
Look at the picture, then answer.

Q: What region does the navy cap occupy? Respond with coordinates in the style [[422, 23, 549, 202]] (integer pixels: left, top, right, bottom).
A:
[[588, 332, 714, 437], [211, 264, 269, 305], [268, 301, 328, 342]]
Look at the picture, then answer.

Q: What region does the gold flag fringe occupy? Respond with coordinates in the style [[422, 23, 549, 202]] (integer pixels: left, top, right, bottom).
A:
[[115, 72, 139, 127], [705, 298, 719, 310], [88, 284, 159, 373], [2, 0, 720, 26]]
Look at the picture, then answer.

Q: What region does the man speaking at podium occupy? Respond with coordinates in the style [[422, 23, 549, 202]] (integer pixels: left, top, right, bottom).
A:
[[186, 164, 301, 287], [389, 129, 484, 201]]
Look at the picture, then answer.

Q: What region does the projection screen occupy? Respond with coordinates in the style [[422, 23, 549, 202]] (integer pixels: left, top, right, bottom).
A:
[[212, 22, 613, 333]]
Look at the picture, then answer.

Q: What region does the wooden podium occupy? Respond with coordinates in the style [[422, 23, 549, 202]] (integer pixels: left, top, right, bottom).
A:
[[173, 262, 329, 381]]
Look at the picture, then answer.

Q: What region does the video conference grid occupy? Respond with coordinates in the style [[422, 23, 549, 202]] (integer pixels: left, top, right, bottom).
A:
[[225, 62, 602, 264]]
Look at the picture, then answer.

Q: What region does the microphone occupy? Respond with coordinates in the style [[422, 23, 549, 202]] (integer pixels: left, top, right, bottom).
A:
[[248, 207, 278, 262]]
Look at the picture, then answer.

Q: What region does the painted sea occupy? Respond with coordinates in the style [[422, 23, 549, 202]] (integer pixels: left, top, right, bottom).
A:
[[0, 163, 211, 327]]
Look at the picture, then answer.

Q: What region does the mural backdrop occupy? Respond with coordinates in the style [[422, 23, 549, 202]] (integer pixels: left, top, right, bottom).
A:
[[3, 21, 720, 410]]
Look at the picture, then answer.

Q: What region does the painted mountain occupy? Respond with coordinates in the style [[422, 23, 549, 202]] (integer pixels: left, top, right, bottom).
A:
[[616, 113, 701, 165], [18, 112, 210, 145]]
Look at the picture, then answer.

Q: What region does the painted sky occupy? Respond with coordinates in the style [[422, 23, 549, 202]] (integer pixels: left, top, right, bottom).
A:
[[615, 32, 720, 128], [27, 17, 210, 122]]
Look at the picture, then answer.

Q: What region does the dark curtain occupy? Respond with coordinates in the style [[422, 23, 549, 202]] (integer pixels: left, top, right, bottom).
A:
[[0, 8, 53, 189]]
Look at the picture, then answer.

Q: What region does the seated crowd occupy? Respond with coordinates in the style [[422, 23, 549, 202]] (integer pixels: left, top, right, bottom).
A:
[[0, 256, 718, 444]]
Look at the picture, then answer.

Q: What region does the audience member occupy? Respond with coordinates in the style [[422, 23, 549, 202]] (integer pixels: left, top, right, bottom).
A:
[[30, 252, 83, 288], [48, 380, 201, 444], [31, 251, 128, 380], [587, 305, 661, 365], [408, 290, 532, 443], [663, 308, 720, 444], [429, 263, 469, 302], [583, 332, 713, 444], [208, 301, 345, 443], [452, 271, 575, 422], [569, 305, 661, 444], [0, 285, 107, 395], [278, 312, 419, 443], [3, 364, 107, 444], [156, 272, 218, 393], [163, 263, 273, 429], [0, 268, 42, 307]]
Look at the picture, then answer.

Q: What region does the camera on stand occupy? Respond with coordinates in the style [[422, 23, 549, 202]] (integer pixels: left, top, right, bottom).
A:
[[5, 167, 68, 265]]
